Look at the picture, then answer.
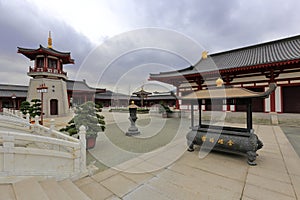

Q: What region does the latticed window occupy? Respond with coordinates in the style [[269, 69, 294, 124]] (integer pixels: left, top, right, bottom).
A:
[[36, 57, 44, 68], [48, 58, 57, 68]]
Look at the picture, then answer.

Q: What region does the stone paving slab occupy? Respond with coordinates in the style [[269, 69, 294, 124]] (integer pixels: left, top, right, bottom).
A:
[[243, 184, 295, 200], [0, 184, 16, 200], [100, 174, 139, 198], [123, 184, 172, 200], [291, 175, 300, 199], [77, 179, 113, 200], [147, 176, 205, 200]]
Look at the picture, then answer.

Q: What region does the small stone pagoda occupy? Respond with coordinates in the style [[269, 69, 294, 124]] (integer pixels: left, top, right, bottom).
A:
[[18, 32, 74, 117]]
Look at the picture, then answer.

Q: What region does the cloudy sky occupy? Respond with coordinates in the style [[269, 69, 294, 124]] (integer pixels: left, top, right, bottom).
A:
[[1, 0, 300, 93]]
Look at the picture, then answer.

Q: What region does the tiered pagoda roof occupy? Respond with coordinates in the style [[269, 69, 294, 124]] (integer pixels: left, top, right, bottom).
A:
[[17, 45, 74, 64]]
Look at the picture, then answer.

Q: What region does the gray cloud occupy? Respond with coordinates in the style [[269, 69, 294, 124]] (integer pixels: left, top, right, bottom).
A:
[[74, 28, 203, 92], [122, 0, 300, 52], [0, 0, 94, 84], [1, 0, 300, 91]]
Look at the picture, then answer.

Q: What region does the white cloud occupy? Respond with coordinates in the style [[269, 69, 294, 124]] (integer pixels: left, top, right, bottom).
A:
[[26, 0, 128, 44]]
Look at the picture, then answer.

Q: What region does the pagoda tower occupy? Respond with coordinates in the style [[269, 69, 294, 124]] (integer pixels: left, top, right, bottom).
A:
[[18, 32, 74, 117]]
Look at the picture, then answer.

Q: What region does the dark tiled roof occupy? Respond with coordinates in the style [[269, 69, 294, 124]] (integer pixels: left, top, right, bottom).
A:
[[133, 89, 152, 96], [0, 90, 27, 98], [147, 94, 176, 100], [0, 84, 28, 97], [206, 35, 300, 70], [95, 90, 130, 100], [0, 80, 105, 97], [18, 45, 74, 64], [0, 84, 28, 91], [67, 80, 92, 91], [66, 80, 105, 93], [150, 34, 300, 78]]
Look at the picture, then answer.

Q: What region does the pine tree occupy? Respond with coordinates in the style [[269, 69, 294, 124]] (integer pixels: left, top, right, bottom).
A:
[[20, 101, 31, 115], [19, 99, 41, 120], [60, 101, 105, 137], [30, 99, 42, 118]]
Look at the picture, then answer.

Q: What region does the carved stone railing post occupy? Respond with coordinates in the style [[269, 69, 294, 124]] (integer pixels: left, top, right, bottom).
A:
[[26, 113, 30, 123], [34, 115, 39, 132], [34, 115, 39, 124], [78, 125, 87, 172], [48, 119, 59, 150], [3, 135, 15, 174], [49, 119, 55, 134], [18, 111, 23, 118]]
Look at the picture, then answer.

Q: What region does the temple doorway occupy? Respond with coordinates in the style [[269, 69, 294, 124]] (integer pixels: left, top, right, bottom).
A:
[[50, 99, 58, 115]]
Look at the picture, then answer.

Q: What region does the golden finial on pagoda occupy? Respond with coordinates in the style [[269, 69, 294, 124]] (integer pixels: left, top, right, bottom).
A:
[[48, 31, 52, 48], [202, 51, 208, 59]]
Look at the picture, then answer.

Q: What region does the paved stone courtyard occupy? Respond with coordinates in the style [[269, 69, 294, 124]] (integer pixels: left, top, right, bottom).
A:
[[78, 122, 300, 199], [79, 111, 300, 199], [3, 110, 299, 199]]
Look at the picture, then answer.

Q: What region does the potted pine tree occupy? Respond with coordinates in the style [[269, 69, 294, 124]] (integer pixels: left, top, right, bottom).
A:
[[60, 101, 105, 149]]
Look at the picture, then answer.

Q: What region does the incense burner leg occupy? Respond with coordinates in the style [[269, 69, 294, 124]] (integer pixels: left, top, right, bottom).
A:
[[246, 133, 263, 165], [187, 140, 195, 152], [247, 151, 257, 166], [186, 130, 197, 152], [257, 138, 263, 150]]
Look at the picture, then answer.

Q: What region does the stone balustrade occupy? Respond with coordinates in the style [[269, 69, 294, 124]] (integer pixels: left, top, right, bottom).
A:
[[0, 108, 87, 180]]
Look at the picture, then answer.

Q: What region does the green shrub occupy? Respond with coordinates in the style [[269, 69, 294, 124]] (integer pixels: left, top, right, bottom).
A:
[[60, 101, 106, 137]]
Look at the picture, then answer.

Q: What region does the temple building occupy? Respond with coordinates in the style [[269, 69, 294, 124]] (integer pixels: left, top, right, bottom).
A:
[[17, 32, 75, 117], [0, 79, 107, 113], [0, 32, 105, 116], [149, 34, 300, 113]]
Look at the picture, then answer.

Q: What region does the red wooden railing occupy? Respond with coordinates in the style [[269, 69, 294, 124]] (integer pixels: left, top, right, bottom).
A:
[[29, 66, 67, 76]]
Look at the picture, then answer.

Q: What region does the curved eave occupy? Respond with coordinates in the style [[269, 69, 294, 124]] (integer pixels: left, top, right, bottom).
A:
[[17, 45, 74, 64], [182, 83, 276, 100], [150, 59, 300, 82], [149, 66, 193, 78], [133, 90, 152, 95]]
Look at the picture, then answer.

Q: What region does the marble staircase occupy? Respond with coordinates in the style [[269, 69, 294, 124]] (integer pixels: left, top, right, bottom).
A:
[[0, 177, 93, 200]]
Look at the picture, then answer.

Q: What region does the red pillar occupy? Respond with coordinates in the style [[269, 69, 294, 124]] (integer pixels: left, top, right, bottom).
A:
[[175, 85, 180, 109], [225, 75, 231, 111], [269, 69, 276, 112], [270, 92, 276, 112], [44, 57, 47, 72]]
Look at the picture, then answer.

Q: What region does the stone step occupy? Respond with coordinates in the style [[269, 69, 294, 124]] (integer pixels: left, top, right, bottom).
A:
[[0, 184, 16, 200], [13, 177, 50, 200], [59, 179, 91, 200], [39, 179, 73, 200]]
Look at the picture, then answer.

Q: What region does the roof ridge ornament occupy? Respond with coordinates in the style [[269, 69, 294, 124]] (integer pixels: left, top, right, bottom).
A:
[[202, 51, 208, 59], [216, 77, 224, 87], [48, 31, 52, 48]]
